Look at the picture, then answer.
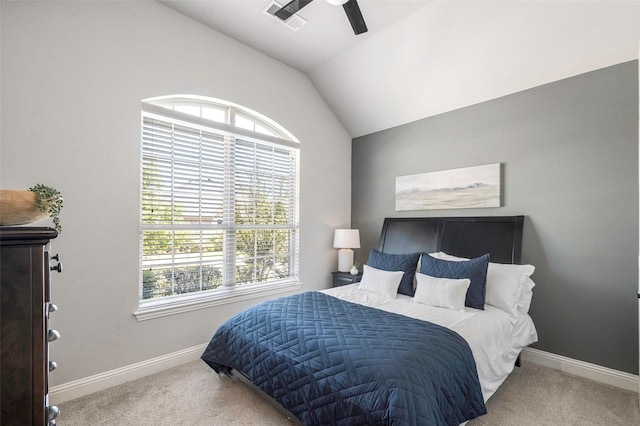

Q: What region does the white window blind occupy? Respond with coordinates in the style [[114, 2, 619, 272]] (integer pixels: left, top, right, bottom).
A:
[[139, 99, 299, 305]]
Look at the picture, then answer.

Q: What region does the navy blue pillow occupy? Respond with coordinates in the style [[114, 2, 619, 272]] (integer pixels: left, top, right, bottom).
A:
[[420, 253, 490, 310], [367, 250, 421, 297]]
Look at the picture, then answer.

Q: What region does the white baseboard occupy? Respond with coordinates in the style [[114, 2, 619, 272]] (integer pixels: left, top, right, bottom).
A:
[[50, 344, 638, 405], [49, 343, 208, 405], [522, 347, 639, 393]]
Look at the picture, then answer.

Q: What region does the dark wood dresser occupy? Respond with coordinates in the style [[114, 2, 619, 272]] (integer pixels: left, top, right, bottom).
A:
[[0, 227, 62, 425]]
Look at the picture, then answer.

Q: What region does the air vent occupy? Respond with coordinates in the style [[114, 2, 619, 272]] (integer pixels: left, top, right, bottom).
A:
[[264, 1, 308, 31]]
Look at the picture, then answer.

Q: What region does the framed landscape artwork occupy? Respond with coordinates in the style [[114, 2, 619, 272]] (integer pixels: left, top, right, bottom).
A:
[[395, 163, 501, 211]]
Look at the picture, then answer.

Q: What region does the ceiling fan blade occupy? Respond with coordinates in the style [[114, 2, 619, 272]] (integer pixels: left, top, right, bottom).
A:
[[275, 0, 315, 21], [343, 0, 368, 35]]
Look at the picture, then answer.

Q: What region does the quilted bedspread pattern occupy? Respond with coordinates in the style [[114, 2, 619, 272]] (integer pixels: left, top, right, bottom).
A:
[[201, 292, 486, 425]]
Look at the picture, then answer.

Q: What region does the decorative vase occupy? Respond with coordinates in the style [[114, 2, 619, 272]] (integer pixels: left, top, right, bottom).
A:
[[350, 265, 359, 275], [0, 189, 49, 226]]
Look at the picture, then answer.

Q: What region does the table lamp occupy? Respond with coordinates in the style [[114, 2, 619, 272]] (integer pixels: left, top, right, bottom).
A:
[[333, 229, 360, 272]]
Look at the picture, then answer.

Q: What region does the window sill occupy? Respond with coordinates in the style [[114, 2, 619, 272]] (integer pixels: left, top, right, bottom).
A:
[[133, 279, 301, 321]]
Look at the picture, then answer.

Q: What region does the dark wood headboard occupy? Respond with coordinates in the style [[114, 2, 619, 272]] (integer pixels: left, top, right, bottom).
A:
[[378, 216, 524, 264]]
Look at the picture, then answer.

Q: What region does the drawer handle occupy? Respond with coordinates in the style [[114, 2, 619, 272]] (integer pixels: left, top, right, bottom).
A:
[[48, 303, 58, 313], [48, 329, 61, 342], [49, 361, 58, 372], [46, 405, 60, 421], [50, 262, 63, 273]]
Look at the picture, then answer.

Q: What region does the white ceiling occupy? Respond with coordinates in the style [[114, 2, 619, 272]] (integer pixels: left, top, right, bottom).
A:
[[160, 1, 640, 138], [159, 0, 431, 73]]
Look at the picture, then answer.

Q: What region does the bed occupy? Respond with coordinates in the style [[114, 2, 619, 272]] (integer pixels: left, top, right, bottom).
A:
[[201, 216, 538, 425]]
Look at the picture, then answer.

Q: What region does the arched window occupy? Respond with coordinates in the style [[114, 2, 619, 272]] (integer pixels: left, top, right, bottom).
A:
[[136, 96, 299, 319]]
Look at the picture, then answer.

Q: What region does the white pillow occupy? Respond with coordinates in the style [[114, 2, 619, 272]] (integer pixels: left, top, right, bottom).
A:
[[413, 272, 470, 311], [358, 265, 404, 299], [429, 252, 535, 321], [487, 262, 535, 315], [518, 277, 536, 314]]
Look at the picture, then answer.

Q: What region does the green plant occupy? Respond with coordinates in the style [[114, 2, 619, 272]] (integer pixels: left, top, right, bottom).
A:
[[29, 184, 63, 232]]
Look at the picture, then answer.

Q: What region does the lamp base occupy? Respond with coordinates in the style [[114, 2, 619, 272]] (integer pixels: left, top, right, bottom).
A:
[[337, 248, 354, 273]]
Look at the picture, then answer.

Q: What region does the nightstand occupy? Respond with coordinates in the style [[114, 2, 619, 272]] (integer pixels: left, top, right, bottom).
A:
[[332, 271, 363, 287]]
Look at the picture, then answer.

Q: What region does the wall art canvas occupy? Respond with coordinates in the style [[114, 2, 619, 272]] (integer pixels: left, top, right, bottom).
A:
[[396, 163, 501, 211]]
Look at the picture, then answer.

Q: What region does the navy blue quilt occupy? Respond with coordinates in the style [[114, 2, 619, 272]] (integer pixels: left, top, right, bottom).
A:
[[201, 292, 486, 425]]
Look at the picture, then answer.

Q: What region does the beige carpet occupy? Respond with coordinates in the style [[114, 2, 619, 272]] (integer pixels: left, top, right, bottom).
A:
[[58, 360, 639, 425]]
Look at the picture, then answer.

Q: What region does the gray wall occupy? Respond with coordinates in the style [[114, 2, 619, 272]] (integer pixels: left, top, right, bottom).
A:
[[352, 61, 639, 374]]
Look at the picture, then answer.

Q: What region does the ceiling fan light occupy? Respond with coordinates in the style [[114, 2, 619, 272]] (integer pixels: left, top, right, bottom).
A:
[[326, 0, 349, 5]]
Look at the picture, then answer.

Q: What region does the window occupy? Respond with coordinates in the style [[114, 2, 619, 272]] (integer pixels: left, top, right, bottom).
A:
[[136, 96, 299, 320]]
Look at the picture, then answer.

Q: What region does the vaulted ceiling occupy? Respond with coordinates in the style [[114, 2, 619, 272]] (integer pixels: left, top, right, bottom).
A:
[[161, 1, 640, 138]]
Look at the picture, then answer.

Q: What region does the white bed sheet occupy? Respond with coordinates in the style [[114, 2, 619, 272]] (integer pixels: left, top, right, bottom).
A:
[[321, 284, 538, 402]]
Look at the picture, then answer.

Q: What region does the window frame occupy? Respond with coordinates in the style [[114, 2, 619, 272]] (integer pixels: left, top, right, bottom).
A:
[[134, 97, 300, 321]]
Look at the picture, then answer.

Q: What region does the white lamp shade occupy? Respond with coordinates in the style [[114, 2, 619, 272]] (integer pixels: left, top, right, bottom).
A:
[[326, 0, 349, 5], [333, 229, 360, 249]]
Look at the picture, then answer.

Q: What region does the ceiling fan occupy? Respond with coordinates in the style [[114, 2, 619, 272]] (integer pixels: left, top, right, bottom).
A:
[[275, 0, 368, 35]]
